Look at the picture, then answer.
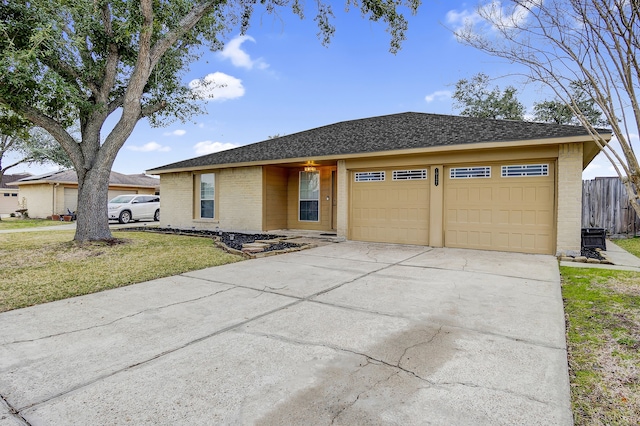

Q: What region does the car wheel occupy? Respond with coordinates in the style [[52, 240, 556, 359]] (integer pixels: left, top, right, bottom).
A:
[[119, 210, 132, 224], [154, 209, 160, 221]]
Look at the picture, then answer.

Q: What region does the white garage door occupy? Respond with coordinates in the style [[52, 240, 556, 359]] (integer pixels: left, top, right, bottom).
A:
[[350, 168, 429, 245]]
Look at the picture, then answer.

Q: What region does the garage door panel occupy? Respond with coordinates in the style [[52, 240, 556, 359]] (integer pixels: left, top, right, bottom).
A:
[[445, 163, 555, 254], [350, 168, 429, 245]]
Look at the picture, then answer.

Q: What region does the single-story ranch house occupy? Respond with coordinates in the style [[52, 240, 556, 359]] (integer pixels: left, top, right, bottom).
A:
[[148, 112, 611, 256], [11, 170, 160, 218], [0, 173, 30, 216]]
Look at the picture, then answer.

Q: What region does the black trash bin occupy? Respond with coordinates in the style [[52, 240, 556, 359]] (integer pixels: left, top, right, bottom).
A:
[[581, 228, 606, 250]]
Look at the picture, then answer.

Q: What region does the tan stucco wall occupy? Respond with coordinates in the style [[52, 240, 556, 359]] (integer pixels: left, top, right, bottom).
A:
[[556, 143, 584, 256], [159, 172, 195, 229], [18, 184, 56, 218], [218, 166, 263, 232], [263, 166, 288, 230]]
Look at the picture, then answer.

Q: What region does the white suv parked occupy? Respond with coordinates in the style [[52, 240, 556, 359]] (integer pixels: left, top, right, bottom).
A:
[[108, 195, 160, 224]]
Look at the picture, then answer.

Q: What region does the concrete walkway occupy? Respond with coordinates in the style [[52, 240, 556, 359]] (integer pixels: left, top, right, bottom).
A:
[[560, 240, 640, 272], [0, 243, 572, 425]]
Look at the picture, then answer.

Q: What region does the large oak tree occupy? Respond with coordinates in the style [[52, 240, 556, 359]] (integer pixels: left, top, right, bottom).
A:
[[0, 0, 419, 241]]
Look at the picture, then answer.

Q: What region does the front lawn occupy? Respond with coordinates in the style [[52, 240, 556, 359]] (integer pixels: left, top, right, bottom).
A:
[[561, 266, 640, 425], [0, 217, 70, 229], [0, 231, 242, 312]]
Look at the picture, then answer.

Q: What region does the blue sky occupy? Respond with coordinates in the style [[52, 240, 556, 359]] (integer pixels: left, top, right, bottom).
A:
[[12, 1, 634, 179]]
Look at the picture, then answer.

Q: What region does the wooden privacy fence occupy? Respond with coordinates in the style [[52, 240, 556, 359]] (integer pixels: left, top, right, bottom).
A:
[[582, 177, 640, 236]]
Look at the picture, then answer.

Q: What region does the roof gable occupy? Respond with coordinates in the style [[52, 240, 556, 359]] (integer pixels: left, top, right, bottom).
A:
[[148, 112, 608, 173]]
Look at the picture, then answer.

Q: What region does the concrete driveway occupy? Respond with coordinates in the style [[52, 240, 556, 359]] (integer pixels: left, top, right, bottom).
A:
[[0, 242, 571, 425]]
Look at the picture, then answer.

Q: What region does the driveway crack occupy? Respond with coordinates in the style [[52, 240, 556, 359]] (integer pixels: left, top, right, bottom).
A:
[[1, 286, 238, 346], [1, 393, 30, 425], [242, 330, 435, 385]]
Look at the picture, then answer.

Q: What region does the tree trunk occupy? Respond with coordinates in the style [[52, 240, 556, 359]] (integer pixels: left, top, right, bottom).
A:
[[74, 167, 112, 241]]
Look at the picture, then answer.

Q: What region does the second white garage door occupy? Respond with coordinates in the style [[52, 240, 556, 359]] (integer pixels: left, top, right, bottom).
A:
[[444, 163, 555, 254]]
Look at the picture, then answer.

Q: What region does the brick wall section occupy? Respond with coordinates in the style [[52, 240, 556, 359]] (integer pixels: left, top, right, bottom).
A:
[[337, 160, 348, 238], [557, 143, 584, 256], [159, 172, 194, 229], [218, 166, 263, 232]]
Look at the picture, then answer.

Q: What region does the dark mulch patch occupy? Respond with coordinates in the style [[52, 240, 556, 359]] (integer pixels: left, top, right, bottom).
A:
[[122, 228, 301, 252], [582, 247, 605, 260]]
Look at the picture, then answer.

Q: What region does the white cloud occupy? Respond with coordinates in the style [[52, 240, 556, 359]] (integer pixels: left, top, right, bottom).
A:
[[219, 35, 269, 70], [424, 90, 451, 103], [127, 142, 171, 152], [189, 72, 245, 101], [194, 141, 238, 156], [446, 1, 540, 34], [163, 129, 186, 136]]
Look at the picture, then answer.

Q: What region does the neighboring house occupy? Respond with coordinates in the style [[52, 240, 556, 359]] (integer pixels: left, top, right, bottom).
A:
[[0, 173, 31, 216], [148, 112, 611, 256], [10, 170, 160, 218]]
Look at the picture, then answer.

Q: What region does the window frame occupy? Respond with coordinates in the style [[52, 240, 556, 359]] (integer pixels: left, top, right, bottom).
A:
[[196, 173, 216, 220], [299, 170, 320, 222]]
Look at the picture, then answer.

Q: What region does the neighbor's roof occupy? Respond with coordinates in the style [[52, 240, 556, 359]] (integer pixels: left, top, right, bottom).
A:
[[1, 173, 31, 189], [148, 112, 609, 173], [11, 170, 159, 188]]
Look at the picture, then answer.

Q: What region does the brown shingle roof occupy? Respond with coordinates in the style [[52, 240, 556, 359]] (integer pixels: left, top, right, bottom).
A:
[[148, 112, 607, 173], [13, 170, 159, 188], [1, 173, 31, 189]]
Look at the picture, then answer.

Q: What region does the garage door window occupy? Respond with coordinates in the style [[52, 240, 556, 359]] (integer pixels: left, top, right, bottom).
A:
[[355, 171, 385, 182], [450, 166, 491, 179], [501, 164, 549, 177], [299, 171, 319, 221], [392, 169, 427, 180]]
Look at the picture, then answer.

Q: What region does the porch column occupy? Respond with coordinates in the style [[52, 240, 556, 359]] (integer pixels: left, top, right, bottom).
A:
[[337, 160, 348, 239]]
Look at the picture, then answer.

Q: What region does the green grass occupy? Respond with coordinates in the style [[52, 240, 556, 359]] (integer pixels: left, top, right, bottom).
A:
[[614, 237, 640, 258], [0, 217, 70, 229], [561, 266, 640, 425], [0, 231, 242, 312]]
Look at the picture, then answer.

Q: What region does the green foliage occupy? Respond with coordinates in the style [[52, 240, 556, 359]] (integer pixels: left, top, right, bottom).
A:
[[452, 72, 525, 120], [533, 81, 608, 127], [0, 0, 420, 241]]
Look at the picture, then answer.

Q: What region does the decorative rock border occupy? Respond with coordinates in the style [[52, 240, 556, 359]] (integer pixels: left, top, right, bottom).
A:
[[212, 236, 315, 259], [560, 248, 614, 265]]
